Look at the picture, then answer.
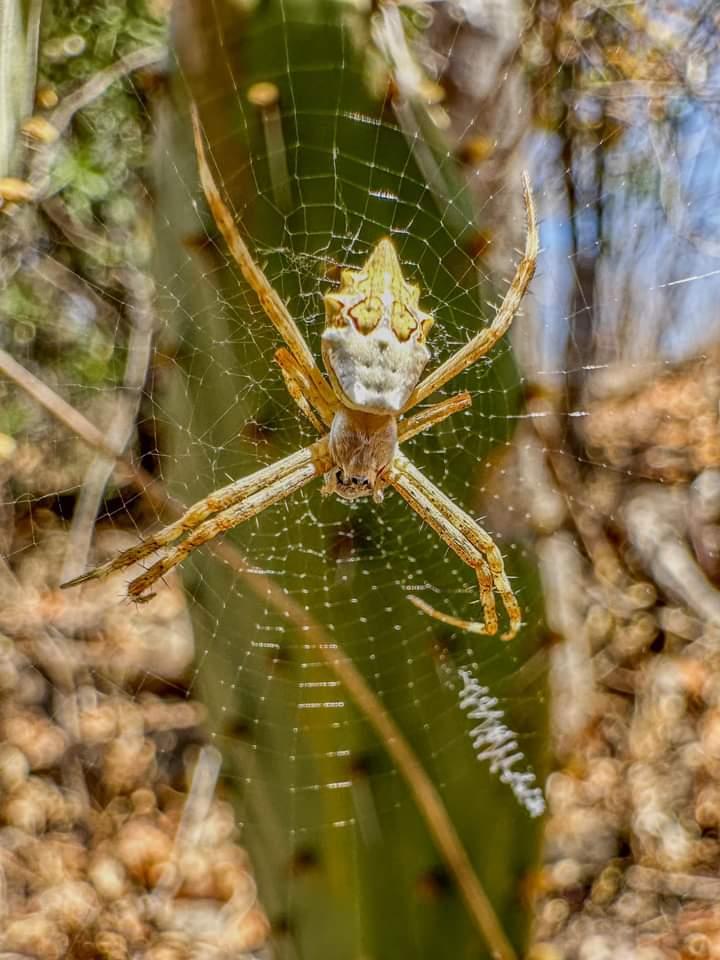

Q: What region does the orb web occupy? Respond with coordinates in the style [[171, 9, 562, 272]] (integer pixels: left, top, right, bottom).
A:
[[135, 0, 548, 931]]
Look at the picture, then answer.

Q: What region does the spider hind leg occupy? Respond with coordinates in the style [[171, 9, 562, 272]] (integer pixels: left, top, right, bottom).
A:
[[388, 452, 522, 641]]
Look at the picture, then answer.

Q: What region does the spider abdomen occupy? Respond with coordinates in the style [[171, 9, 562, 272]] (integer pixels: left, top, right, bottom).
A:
[[321, 237, 434, 416], [321, 324, 429, 415]]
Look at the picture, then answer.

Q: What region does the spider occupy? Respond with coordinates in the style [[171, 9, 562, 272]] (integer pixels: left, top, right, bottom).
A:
[[62, 104, 538, 640]]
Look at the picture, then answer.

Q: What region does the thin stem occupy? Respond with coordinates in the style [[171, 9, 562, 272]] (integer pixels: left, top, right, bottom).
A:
[[0, 0, 23, 176], [22, 0, 43, 119], [61, 269, 156, 583], [0, 347, 121, 459]]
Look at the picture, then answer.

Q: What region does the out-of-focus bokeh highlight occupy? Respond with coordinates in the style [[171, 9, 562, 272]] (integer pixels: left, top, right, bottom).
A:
[[515, 3, 720, 957]]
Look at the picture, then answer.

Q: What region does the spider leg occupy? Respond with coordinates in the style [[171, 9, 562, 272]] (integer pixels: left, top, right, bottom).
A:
[[61, 438, 330, 590], [409, 573, 497, 637], [136, 394, 477, 597], [274, 347, 336, 432], [387, 451, 522, 640], [405, 173, 538, 410], [398, 392, 471, 444], [126, 446, 330, 599], [190, 103, 336, 410]]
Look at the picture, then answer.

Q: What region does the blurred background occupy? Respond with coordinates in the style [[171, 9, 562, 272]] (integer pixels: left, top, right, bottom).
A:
[[1, 1, 720, 958]]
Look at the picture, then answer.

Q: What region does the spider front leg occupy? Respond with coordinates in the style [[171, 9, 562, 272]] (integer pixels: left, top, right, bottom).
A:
[[274, 347, 337, 433], [388, 452, 522, 640], [61, 439, 331, 592], [405, 172, 538, 410], [190, 103, 336, 410], [126, 443, 331, 599], [398, 392, 472, 444]]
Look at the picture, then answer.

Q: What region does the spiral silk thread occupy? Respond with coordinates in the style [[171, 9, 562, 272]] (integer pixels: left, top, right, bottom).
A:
[[457, 667, 545, 818]]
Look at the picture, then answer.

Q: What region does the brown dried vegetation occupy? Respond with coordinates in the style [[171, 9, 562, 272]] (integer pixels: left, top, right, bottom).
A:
[[527, 356, 720, 960], [0, 522, 269, 959]]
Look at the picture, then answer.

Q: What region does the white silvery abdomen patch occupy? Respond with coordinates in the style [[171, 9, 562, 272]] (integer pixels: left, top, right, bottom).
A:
[[321, 238, 434, 416], [322, 322, 430, 414]]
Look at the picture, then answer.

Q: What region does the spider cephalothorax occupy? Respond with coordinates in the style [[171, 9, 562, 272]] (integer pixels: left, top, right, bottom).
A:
[[62, 104, 538, 642], [322, 406, 397, 502]]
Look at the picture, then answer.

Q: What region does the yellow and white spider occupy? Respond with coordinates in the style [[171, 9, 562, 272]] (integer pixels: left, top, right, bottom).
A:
[[62, 105, 537, 640]]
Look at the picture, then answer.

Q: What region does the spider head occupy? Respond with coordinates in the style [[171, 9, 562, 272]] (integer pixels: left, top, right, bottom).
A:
[[322, 407, 396, 504], [323, 469, 383, 502]]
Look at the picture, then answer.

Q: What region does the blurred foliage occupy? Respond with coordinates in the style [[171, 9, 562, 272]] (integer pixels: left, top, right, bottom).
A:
[[516, 1, 720, 955], [0, 0, 166, 494], [37, 0, 164, 212]]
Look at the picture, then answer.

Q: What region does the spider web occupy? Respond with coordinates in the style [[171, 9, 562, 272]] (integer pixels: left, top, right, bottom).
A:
[[4, 0, 720, 956], [147, 1, 545, 950]]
